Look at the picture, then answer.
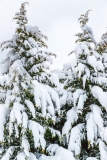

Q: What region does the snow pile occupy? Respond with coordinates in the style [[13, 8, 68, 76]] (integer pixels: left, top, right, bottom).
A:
[[28, 37, 39, 50], [91, 105, 103, 130], [49, 73, 59, 87], [39, 144, 75, 160], [99, 140, 107, 160], [86, 112, 98, 147], [53, 69, 66, 80], [73, 89, 85, 107], [75, 43, 90, 58], [16, 152, 37, 160], [0, 59, 9, 75], [28, 120, 46, 149], [62, 107, 78, 137], [25, 100, 35, 118], [91, 86, 107, 110], [86, 158, 98, 160], [10, 102, 25, 126], [22, 138, 30, 157], [0, 75, 6, 86], [77, 93, 87, 114], [57, 88, 73, 106], [26, 25, 47, 40], [63, 53, 77, 72], [59, 92, 67, 106], [102, 53, 107, 63], [87, 55, 97, 72], [16, 152, 27, 160], [44, 85, 60, 112], [97, 61, 104, 71], [9, 60, 30, 77], [68, 124, 84, 156], [32, 80, 60, 117], [91, 77, 107, 86], [1, 147, 14, 160]]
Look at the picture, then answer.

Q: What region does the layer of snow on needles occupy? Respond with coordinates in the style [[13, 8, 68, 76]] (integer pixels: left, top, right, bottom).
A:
[[39, 144, 76, 160]]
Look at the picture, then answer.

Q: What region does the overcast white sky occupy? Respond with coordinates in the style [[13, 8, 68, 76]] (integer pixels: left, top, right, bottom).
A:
[[0, 0, 107, 69]]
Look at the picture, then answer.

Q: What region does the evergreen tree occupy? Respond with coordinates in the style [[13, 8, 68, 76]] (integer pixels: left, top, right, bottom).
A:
[[61, 11, 107, 160], [0, 2, 61, 160]]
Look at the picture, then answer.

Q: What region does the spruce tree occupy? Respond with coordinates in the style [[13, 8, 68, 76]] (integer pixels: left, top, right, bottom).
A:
[[0, 2, 61, 160], [61, 11, 107, 160]]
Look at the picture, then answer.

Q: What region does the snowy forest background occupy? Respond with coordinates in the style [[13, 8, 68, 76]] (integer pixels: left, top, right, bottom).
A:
[[0, 1, 107, 160]]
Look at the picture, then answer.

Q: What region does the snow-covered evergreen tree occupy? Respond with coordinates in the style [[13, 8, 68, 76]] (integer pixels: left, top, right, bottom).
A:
[[61, 10, 107, 160], [0, 2, 61, 160]]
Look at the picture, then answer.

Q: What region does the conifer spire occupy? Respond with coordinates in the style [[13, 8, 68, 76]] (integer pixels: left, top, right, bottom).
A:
[[14, 2, 29, 27], [78, 10, 91, 26], [75, 10, 96, 45]]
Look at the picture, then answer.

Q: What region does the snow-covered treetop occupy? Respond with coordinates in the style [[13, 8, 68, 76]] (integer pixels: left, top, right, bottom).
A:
[[75, 10, 96, 45], [0, 2, 47, 52], [0, 2, 59, 88], [13, 2, 29, 27], [79, 10, 90, 26]]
